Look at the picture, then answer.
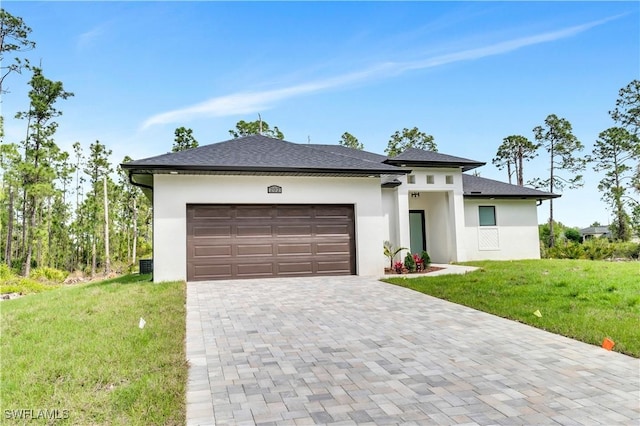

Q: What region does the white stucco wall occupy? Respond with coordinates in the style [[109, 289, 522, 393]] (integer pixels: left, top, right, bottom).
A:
[[381, 189, 397, 264], [462, 199, 541, 260], [381, 167, 542, 263], [152, 174, 385, 282], [390, 168, 466, 263]]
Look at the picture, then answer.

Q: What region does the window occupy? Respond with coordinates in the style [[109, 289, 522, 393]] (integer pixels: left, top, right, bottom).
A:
[[479, 206, 496, 226], [426, 175, 434, 184], [407, 175, 416, 184], [445, 175, 454, 184]]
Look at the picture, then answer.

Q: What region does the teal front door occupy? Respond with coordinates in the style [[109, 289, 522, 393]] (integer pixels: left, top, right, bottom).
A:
[[409, 210, 426, 255]]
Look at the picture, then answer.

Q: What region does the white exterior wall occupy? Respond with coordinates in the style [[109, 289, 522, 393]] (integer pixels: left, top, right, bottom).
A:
[[153, 174, 384, 282], [398, 168, 465, 263], [409, 192, 452, 263], [462, 199, 541, 260], [381, 189, 397, 264]]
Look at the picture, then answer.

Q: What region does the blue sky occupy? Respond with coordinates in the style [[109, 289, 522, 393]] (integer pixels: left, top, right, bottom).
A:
[[2, 1, 638, 228]]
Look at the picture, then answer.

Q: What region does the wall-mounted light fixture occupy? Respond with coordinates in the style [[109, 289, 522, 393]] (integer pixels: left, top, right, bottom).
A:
[[410, 192, 420, 198]]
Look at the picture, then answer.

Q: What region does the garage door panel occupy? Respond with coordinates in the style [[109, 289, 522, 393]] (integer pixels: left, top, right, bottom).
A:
[[276, 225, 313, 236], [187, 204, 355, 281], [192, 264, 232, 279], [192, 225, 231, 238], [236, 244, 273, 256], [315, 206, 353, 219], [316, 224, 351, 235], [236, 206, 273, 219], [277, 262, 314, 275], [237, 225, 272, 237], [237, 263, 273, 276], [191, 206, 233, 219], [317, 260, 352, 274], [277, 243, 313, 255], [276, 206, 313, 219], [316, 242, 351, 254], [193, 245, 232, 258]]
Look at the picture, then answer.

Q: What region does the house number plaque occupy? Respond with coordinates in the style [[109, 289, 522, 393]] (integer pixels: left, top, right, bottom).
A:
[[267, 185, 282, 194]]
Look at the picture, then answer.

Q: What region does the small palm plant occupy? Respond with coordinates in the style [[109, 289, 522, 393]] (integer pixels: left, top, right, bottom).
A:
[[383, 240, 407, 270]]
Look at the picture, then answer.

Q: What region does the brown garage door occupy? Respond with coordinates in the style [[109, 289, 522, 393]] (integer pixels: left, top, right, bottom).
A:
[[186, 204, 355, 281]]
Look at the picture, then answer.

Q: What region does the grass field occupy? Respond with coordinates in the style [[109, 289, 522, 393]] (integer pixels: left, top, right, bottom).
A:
[[0, 274, 186, 425], [384, 259, 640, 358]]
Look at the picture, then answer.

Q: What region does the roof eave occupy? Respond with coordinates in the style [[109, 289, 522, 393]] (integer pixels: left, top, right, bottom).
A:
[[463, 193, 561, 200], [384, 160, 486, 171], [122, 164, 408, 176]]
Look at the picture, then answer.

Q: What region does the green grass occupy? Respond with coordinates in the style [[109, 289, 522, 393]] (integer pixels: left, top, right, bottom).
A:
[[0, 274, 187, 425], [383, 259, 640, 358]]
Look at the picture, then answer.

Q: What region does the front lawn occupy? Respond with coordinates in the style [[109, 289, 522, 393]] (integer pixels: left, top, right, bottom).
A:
[[383, 259, 640, 358], [0, 274, 186, 425]]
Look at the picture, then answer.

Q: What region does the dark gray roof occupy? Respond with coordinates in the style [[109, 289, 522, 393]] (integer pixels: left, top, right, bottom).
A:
[[385, 148, 485, 171], [463, 174, 559, 200], [580, 226, 610, 235], [122, 135, 405, 176], [307, 144, 389, 164]]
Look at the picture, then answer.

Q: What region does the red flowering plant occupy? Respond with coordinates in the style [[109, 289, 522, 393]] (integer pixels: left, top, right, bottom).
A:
[[393, 261, 404, 274], [413, 253, 424, 271]]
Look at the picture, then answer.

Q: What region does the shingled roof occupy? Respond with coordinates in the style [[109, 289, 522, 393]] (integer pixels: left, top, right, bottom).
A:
[[122, 135, 406, 176], [307, 144, 389, 164], [122, 135, 557, 201], [462, 174, 559, 200], [384, 148, 485, 171]]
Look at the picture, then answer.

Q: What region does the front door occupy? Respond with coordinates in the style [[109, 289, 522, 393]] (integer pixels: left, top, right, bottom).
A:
[[409, 210, 426, 255]]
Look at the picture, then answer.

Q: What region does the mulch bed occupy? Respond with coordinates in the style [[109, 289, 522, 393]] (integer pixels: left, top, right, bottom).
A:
[[384, 266, 444, 275]]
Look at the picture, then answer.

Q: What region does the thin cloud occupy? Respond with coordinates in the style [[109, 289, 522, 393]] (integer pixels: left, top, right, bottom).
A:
[[77, 23, 109, 51], [141, 16, 619, 130]]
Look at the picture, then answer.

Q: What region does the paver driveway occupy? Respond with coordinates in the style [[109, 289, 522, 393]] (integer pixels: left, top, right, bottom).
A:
[[186, 276, 639, 425]]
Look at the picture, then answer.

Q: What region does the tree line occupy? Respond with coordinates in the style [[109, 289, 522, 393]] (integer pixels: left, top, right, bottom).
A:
[[491, 80, 639, 246], [1, 9, 151, 277]]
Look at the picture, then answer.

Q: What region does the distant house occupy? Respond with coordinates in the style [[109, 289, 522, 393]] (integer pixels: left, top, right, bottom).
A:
[[122, 135, 558, 282], [579, 226, 612, 241]]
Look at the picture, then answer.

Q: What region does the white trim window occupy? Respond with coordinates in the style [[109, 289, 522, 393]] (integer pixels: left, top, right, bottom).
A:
[[479, 206, 496, 226]]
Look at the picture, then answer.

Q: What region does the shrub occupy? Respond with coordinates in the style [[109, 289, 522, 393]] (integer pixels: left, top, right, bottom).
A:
[[393, 261, 404, 274], [404, 252, 416, 272], [0, 276, 58, 295], [583, 239, 614, 260], [0, 263, 15, 281], [547, 241, 585, 259], [421, 251, 431, 268], [564, 228, 581, 243], [30, 267, 68, 283], [611, 242, 640, 260]]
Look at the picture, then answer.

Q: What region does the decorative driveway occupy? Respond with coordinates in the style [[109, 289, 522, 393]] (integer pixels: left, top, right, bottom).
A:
[[186, 276, 639, 425]]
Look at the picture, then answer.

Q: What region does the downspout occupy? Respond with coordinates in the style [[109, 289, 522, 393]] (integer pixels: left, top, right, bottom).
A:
[[128, 172, 154, 281]]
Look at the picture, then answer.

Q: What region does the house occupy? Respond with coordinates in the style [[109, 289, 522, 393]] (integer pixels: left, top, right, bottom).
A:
[[579, 226, 611, 241], [122, 135, 558, 282]]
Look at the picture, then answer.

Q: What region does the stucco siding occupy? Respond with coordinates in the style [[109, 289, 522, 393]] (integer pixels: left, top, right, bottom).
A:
[[153, 174, 384, 282], [408, 192, 452, 263], [462, 199, 541, 260]]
